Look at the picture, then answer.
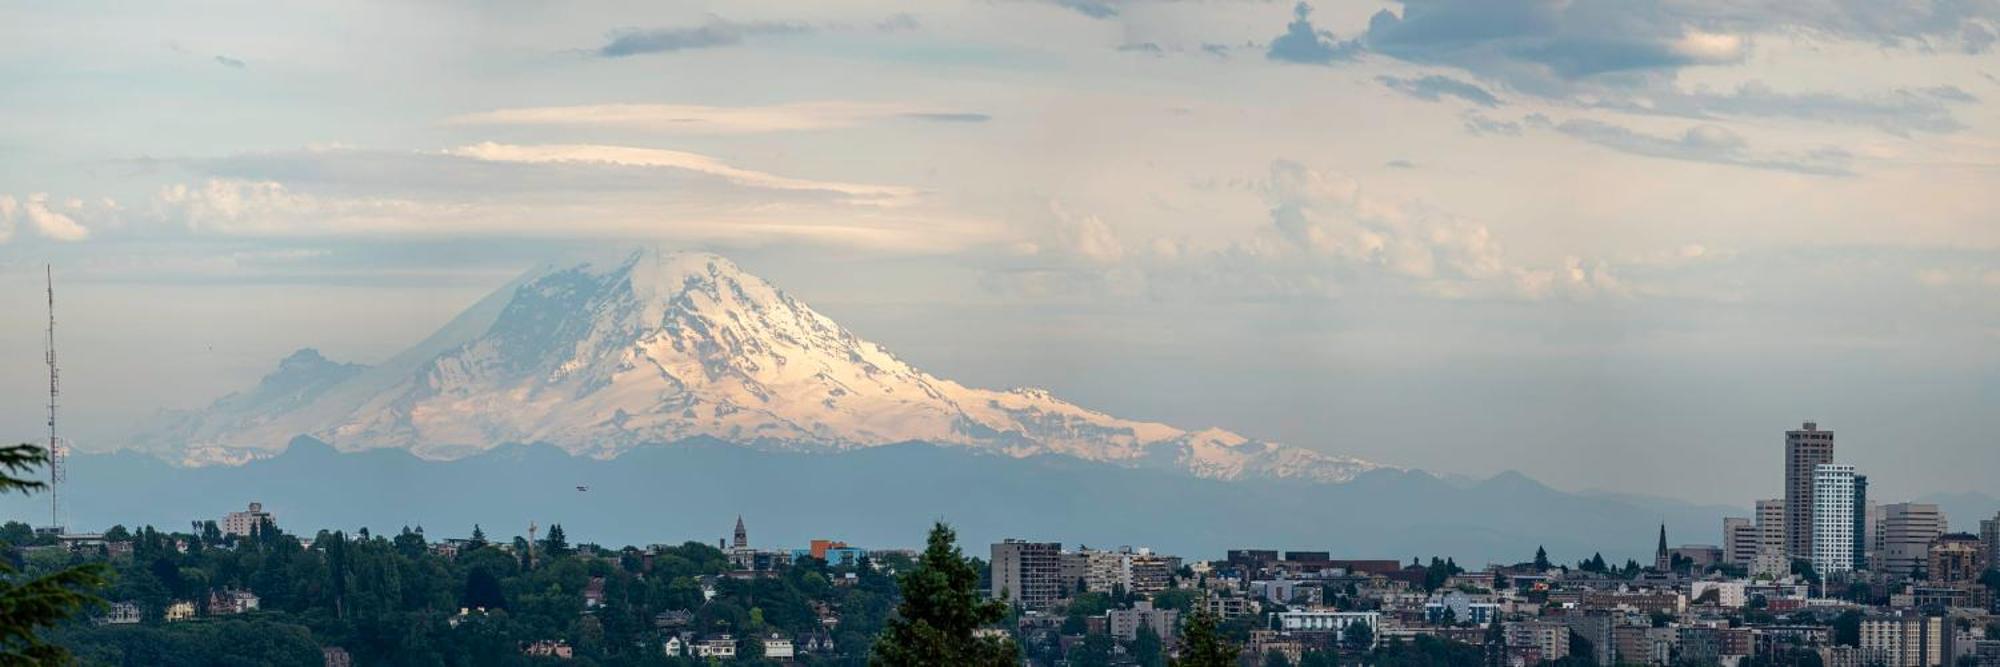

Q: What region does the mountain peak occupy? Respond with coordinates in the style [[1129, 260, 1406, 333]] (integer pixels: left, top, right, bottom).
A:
[[138, 250, 1385, 483]]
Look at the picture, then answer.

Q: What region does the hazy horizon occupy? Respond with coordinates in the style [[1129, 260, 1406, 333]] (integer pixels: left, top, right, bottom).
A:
[[3, 1, 1997, 507]]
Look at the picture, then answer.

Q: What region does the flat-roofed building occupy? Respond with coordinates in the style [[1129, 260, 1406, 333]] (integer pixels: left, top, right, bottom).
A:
[[1785, 422, 1836, 560], [991, 540, 1062, 610], [1811, 464, 1865, 575], [1859, 615, 1946, 667], [1878, 503, 1946, 579], [221, 502, 274, 537]]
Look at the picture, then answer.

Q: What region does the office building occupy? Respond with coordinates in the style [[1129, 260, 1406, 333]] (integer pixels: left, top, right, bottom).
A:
[[1811, 464, 1865, 575], [1785, 422, 1836, 559], [1878, 503, 1947, 579], [991, 540, 1062, 610]]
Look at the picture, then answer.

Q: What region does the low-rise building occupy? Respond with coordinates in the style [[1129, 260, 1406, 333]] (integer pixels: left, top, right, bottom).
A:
[[1245, 630, 1305, 665], [1276, 609, 1379, 646], [1859, 615, 1946, 667], [521, 640, 573, 659], [1106, 600, 1178, 644], [695, 635, 738, 659], [1691, 580, 1749, 608], [165, 600, 197, 623], [99, 601, 141, 625], [1423, 590, 1499, 626], [1505, 621, 1570, 663], [206, 588, 260, 615], [1926, 534, 1984, 584], [762, 634, 795, 659], [1612, 624, 1672, 666], [1203, 593, 1259, 619]]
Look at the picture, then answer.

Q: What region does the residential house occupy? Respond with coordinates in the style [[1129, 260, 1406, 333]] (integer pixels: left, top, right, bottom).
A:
[[522, 640, 573, 659], [696, 635, 738, 659], [99, 601, 141, 625]]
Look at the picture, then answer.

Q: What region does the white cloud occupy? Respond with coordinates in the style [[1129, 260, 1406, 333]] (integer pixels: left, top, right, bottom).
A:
[[980, 161, 1630, 302], [147, 177, 988, 254], [1259, 160, 1540, 292], [1045, 201, 1124, 265], [443, 102, 985, 134], [441, 142, 917, 205], [0, 193, 94, 241], [0, 195, 16, 243]]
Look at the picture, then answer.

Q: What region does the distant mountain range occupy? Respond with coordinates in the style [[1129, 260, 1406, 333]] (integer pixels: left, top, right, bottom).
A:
[[83, 247, 1799, 562], [3, 437, 1733, 564], [131, 249, 1378, 483]]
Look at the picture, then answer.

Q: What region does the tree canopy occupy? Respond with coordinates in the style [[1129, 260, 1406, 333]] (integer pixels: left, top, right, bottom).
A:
[[0, 443, 109, 664], [870, 522, 1016, 667]]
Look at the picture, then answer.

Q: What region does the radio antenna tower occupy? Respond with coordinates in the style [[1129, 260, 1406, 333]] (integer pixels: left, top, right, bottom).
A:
[[45, 265, 65, 533]]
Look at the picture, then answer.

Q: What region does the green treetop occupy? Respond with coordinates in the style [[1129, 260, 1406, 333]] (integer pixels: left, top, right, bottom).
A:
[[1173, 607, 1239, 667], [870, 522, 1017, 667], [0, 443, 108, 664]]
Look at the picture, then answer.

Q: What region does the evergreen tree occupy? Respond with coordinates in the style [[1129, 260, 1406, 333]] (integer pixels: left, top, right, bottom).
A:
[[468, 524, 488, 549], [543, 524, 572, 557], [0, 443, 109, 663], [1533, 546, 1551, 571], [1173, 608, 1238, 667], [1832, 610, 1862, 647], [870, 522, 1016, 666], [463, 567, 507, 610], [1131, 624, 1166, 667], [1341, 619, 1375, 651], [1071, 634, 1115, 667]]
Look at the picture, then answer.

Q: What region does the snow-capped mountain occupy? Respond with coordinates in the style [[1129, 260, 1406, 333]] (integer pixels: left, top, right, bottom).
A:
[[135, 249, 1383, 482]]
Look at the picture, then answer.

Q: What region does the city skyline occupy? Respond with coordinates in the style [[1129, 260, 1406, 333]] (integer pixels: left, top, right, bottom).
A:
[[1, 2, 1997, 665]]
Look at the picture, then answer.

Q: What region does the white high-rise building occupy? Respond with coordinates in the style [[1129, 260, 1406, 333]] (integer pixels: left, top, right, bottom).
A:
[[1811, 464, 1863, 575]]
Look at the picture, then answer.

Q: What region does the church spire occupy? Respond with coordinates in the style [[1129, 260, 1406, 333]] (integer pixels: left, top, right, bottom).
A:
[[733, 515, 748, 549], [1654, 523, 1670, 571]]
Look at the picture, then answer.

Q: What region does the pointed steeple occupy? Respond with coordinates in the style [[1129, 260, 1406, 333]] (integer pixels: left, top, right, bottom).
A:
[[732, 515, 748, 549], [1654, 523, 1670, 571]]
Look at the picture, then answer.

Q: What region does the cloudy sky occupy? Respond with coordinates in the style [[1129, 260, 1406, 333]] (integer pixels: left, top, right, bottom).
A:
[[1, 0, 1995, 505]]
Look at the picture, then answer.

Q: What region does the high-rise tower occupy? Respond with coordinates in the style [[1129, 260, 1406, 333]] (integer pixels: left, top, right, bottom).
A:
[[1810, 464, 1862, 575], [1784, 422, 1834, 560]]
